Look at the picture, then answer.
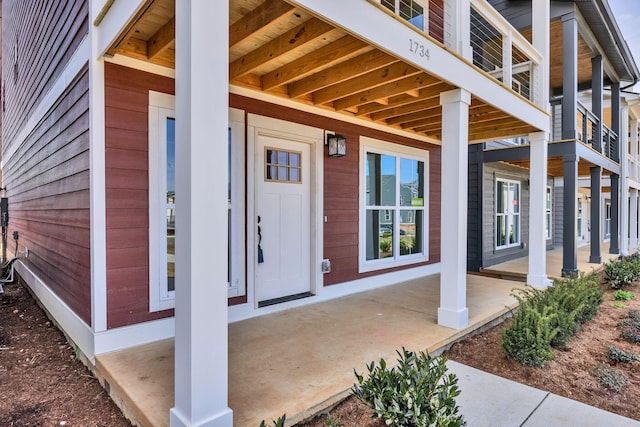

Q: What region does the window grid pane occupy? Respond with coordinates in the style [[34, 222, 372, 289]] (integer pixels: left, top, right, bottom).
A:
[[265, 147, 302, 183]]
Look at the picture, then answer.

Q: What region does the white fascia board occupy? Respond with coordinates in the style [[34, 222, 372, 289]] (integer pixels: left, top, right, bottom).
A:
[[93, 0, 147, 58], [287, 0, 550, 133]]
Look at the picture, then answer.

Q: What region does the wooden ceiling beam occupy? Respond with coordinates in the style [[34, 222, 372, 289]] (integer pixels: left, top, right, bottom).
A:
[[312, 61, 419, 105], [229, 0, 295, 48], [332, 73, 439, 111], [469, 117, 528, 133], [357, 82, 453, 116], [287, 49, 396, 98], [147, 17, 175, 59], [230, 17, 334, 80], [261, 36, 369, 91], [469, 125, 535, 143], [117, 38, 149, 60], [370, 99, 439, 122], [385, 106, 440, 126]]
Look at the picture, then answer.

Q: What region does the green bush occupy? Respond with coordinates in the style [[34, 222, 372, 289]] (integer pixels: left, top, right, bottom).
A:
[[501, 303, 557, 367], [607, 345, 640, 364], [502, 273, 604, 365], [259, 414, 285, 427], [352, 348, 466, 427], [613, 290, 635, 301], [379, 240, 391, 253], [592, 364, 628, 393], [604, 256, 640, 289]]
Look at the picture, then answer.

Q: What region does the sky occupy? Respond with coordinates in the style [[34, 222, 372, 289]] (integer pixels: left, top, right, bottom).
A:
[[609, 0, 640, 92]]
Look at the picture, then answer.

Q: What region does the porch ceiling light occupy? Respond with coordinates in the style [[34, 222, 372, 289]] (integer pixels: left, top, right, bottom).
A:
[[327, 133, 346, 157]]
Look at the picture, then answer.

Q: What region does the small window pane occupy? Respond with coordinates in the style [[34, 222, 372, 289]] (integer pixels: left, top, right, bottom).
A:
[[400, 209, 422, 255], [167, 208, 175, 292], [267, 149, 277, 163], [399, 0, 424, 30], [366, 152, 396, 206], [290, 168, 300, 182], [513, 184, 520, 213], [278, 151, 288, 165], [366, 209, 394, 260], [167, 118, 176, 204], [278, 166, 288, 181], [400, 158, 424, 206], [290, 152, 300, 167], [497, 215, 506, 246]]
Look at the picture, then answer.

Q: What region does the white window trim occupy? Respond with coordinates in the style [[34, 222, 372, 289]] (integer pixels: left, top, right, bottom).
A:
[[228, 108, 246, 297], [359, 136, 429, 273], [149, 91, 176, 312], [495, 177, 521, 250]]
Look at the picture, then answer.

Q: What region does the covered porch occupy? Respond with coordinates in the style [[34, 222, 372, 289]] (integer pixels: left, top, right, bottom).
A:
[[95, 273, 528, 427]]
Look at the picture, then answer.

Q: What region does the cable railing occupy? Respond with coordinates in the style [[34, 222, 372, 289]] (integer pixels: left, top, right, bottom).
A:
[[469, 0, 540, 102], [549, 97, 619, 162]]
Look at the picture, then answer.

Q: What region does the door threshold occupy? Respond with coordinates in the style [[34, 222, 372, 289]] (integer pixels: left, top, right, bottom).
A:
[[258, 292, 314, 308]]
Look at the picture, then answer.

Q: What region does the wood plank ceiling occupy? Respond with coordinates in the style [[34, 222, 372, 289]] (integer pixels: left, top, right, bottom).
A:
[[105, 0, 544, 144]]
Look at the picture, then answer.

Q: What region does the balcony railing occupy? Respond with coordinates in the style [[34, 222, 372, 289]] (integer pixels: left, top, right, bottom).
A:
[[469, 0, 541, 103], [550, 97, 619, 162]]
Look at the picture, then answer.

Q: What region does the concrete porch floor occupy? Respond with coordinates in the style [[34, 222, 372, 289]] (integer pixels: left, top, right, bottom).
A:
[[96, 274, 527, 426], [94, 244, 614, 427], [480, 242, 619, 281]]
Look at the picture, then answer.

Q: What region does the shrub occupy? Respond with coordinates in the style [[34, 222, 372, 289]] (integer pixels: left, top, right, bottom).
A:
[[620, 327, 640, 344], [613, 302, 627, 309], [379, 240, 391, 253], [613, 290, 635, 301], [592, 364, 627, 393], [501, 304, 557, 367], [259, 414, 286, 427], [607, 345, 640, 364], [604, 256, 640, 289], [352, 348, 466, 427]]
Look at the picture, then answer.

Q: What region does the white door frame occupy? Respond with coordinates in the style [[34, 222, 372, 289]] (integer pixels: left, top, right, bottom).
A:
[[246, 114, 324, 308]]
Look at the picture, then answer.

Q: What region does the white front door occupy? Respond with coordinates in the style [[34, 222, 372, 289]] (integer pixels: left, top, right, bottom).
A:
[[255, 133, 311, 304]]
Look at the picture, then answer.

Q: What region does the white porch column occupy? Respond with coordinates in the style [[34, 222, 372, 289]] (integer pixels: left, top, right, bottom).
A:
[[531, 0, 550, 108], [171, 1, 233, 427], [631, 189, 639, 253], [527, 132, 552, 288], [444, 0, 472, 60], [438, 89, 470, 329]]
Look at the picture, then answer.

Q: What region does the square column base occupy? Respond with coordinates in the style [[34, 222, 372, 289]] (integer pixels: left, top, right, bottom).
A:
[[170, 407, 233, 427], [527, 274, 552, 289], [589, 255, 602, 263], [561, 268, 578, 278], [437, 307, 469, 329]]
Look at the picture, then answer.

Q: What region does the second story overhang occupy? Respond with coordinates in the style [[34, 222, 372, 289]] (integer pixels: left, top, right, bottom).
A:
[[97, 0, 551, 145]]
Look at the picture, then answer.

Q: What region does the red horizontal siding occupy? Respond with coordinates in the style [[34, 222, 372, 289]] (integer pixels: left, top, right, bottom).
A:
[[230, 94, 441, 287], [104, 63, 174, 329]]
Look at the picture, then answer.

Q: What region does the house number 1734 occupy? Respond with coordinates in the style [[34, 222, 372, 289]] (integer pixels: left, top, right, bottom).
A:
[[409, 39, 430, 60]]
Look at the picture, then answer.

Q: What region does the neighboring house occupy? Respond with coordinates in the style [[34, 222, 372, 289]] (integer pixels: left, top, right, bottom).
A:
[[468, 0, 640, 276], [1, 0, 552, 425]]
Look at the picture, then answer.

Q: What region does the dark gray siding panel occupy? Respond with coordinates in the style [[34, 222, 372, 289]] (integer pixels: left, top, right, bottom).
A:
[[3, 67, 91, 324], [2, 0, 88, 147], [481, 162, 530, 267]]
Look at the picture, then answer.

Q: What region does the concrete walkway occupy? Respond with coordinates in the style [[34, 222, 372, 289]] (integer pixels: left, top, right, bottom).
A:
[[450, 361, 640, 426]]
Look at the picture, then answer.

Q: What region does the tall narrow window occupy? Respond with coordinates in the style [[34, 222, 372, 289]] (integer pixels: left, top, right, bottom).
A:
[[360, 137, 428, 272], [577, 198, 583, 240], [605, 200, 612, 239], [545, 186, 552, 240], [149, 91, 177, 311], [495, 179, 520, 249]]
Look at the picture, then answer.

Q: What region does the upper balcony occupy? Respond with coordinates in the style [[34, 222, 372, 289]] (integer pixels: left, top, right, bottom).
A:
[[550, 97, 619, 163]]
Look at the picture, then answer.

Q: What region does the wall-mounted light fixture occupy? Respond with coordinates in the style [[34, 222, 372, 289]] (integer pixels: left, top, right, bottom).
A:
[[327, 133, 346, 157]]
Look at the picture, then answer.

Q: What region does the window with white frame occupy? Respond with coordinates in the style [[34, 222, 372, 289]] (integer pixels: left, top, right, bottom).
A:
[[605, 199, 612, 239], [381, 0, 427, 31], [495, 178, 520, 249], [545, 186, 552, 240], [149, 95, 245, 312], [360, 137, 428, 272], [149, 91, 176, 311]]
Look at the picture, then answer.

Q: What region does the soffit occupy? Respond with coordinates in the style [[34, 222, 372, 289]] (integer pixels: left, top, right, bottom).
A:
[[105, 0, 540, 143]]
